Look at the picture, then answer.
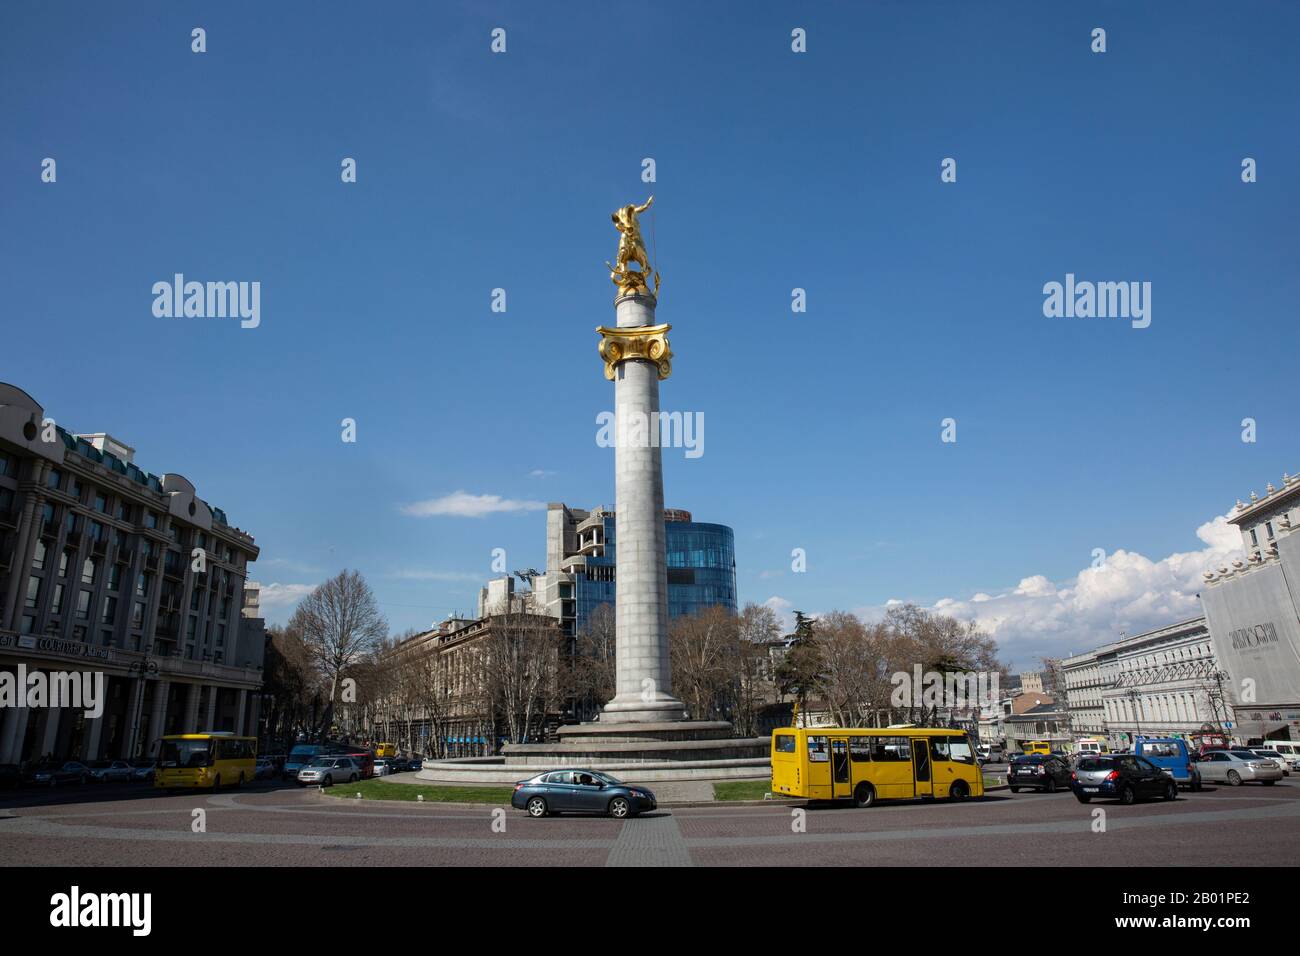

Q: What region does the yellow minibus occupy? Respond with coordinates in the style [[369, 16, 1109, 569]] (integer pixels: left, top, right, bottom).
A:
[[375, 742, 397, 759], [771, 727, 984, 807], [154, 733, 257, 790], [1022, 740, 1052, 755]]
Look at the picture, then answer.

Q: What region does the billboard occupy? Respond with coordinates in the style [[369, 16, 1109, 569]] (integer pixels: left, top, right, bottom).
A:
[[1200, 561, 1300, 711]]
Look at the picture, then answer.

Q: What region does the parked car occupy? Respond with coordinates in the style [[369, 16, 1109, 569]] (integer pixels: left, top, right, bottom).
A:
[[511, 769, 656, 818], [1071, 754, 1178, 804], [296, 756, 361, 787], [390, 757, 408, 773], [86, 759, 134, 783], [976, 745, 1005, 765], [1258, 741, 1300, 772], [254, 758, 276, 780], [407, 757, 423, 772], [129, 759, 156, 782], [1196, 750, 1283, 786], [1135, 737, 1202, 791], [1249, 749, 1290, 776], [340, 751, 374, 779], [26, 761, 91, 788], [1009, 754, 1073, 793], [0, 764, 22, 790], [372, 759, 392, 777]]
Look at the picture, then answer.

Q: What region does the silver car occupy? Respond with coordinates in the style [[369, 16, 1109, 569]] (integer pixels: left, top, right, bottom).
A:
[[1196, 749, 1283, 786], [1250, 749, 1290, 776], [296, 756, 361, 787], [87, 759, 134, 783]]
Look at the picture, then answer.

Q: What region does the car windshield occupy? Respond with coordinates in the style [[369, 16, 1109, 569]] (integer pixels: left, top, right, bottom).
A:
[[1229, 751, 1257, 760]]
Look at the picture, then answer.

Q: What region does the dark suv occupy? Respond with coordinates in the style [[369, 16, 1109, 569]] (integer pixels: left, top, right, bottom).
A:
[[1009, 754, 1073, 793], [1071, 754, 1177, 804]]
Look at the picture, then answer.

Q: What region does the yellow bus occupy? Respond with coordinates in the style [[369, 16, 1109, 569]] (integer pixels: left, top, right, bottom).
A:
[[375, 742, 397, 759], [771, 727, 984, 807], [154, 733, 257, 790], [1022, 740, 1052, 755]]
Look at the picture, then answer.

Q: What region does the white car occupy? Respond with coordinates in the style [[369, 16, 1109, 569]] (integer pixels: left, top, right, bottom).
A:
[[372, 759, 391, 777], [1196, 749, 1283, 786], [296, 756, 360, 787], [1257, 741, 1300, 773], [1250, 749, 1291, 776]]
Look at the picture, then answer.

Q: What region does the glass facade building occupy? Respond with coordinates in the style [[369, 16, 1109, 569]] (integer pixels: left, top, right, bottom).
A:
[[572, 515, 737, 632]]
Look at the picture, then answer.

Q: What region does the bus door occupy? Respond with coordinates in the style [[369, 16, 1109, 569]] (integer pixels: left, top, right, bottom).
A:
[[911, 738, 932, 797], [830, 737, 851, 800]]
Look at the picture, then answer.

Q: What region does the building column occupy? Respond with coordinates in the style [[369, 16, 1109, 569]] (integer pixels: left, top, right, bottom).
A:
[[203, 686, 218, 732], [183, 682, 200, 732], [39, 705, 62, 760], [122, 677, 146, 758], [81, 714, 104, 761], [0, 703, 30, 763], [235, 688, 248, 735], [146, 679, 170, 757], [2, 460, 48, 632]]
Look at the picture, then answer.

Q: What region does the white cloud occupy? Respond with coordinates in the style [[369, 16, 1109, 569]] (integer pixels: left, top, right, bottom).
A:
[[529, 469, 557, 479], [257, 582, 317, 620], [400, 490, 545, 518], [390, 569, 482, 582], [763, 595, 795, 632], [858, 512, 1245, 666]]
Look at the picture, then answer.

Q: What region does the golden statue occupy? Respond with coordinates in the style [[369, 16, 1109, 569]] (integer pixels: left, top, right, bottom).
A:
[[607, 195, 660, 297]]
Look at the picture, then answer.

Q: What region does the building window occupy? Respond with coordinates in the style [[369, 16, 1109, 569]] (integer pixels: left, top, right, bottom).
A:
[[116, 500, 132, 522], [94, 492, 107, 513], [51, 583, 65, 615], [25, 575, 41, 610], [46, 468, 62, 490], [101, 596, 117, 624], [81, 557, 97, 585], [33, 540, 47, 571], [69, 477, 82, 499], [76, 590, 91, 619], [143, 511, 157, 529], [131, 602, 145, 628], [108, 563, 121, 592]]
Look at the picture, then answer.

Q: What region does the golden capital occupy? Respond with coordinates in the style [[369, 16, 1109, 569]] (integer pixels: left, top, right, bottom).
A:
[[596, 324, 673, 380]]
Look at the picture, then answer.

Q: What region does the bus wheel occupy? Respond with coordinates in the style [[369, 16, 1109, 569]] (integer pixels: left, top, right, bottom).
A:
[[949, 781, 969, 802], [853, 783, 876, 808]]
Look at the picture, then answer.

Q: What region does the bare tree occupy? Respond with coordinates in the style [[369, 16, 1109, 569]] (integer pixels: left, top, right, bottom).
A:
[[289, 569, 388, 738], [573, 602, 616, 719], [734, 602, 781, 736], [669, 605, 740, 721]]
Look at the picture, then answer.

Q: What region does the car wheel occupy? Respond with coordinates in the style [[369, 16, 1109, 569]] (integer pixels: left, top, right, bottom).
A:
[[1009, 786, 1019, 793], [350, 774, 359, 783], [1163, 782, 1177, 801], [1226, 770, 1242, 787], [1075, 794, 1091, 804], [1119, 785, 1136, 805], [608, 796, 631, 819], [323, 775, 333, 788], [526, 796, 548, 818], [854, 783, 876, 808], [949, 780, 969, 802], [1045, 778, 1057, 793], [1192, 777, 1202, 793]]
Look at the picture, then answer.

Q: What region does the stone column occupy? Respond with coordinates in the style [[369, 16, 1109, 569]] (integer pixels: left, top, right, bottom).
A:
[[597, 291, 685, 723], [82, 714, 104, 761], [183, 682, 200, 733], [146, 680, 170, 757], [235, 688, 248, 735], [2, 460, 48, 632], [122, 677, 145, 758], [203, 686, 218, 732]]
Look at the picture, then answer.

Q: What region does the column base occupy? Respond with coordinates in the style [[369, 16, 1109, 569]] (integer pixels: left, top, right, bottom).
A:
[[599, 694, 688, 723]]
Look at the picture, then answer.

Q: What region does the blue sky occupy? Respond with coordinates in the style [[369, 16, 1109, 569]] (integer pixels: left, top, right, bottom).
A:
[[3, 1, 1297, 668]]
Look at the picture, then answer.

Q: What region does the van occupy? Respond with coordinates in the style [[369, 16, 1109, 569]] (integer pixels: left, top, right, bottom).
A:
[[1022, 740, 1051, 756], [1076, 738, 1109, 755], [1135, 736, 1201, 791]]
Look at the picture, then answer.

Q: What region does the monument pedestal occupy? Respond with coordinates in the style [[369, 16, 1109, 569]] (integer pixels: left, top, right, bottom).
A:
[[500, 720, 769, 766]]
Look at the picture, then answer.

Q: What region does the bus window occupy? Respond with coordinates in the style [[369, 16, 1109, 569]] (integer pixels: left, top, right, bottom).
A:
[[807, 736, 829, 762], [832, 739, 849, 783], [775, 734, 797, 754], [946, 736, 974, 764], [850, 738, 872, 762], [913, 740, 931, 781], [871, 736, 910, 761]]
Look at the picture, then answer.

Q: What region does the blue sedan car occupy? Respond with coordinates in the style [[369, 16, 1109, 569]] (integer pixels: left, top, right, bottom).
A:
[[511, 769, 656, 818]]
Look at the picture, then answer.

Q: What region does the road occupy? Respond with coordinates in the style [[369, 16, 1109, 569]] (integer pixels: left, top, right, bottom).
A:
[[1, 777, 1297, 866]]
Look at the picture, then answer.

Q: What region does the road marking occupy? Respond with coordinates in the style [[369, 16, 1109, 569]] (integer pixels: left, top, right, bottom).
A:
[[605, 813, 693, 867]]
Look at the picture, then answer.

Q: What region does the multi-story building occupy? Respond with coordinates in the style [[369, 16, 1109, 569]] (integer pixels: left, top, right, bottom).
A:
[[1200, 471, 1300, 742], [0, 383, 263, 764], [1060, 617, 1222, 747], [531, 503, 737, 641], [366, 611, 563, 757]]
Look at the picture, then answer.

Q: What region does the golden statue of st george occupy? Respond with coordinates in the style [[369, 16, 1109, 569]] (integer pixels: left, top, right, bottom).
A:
[[606, 195, 660, 298]]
